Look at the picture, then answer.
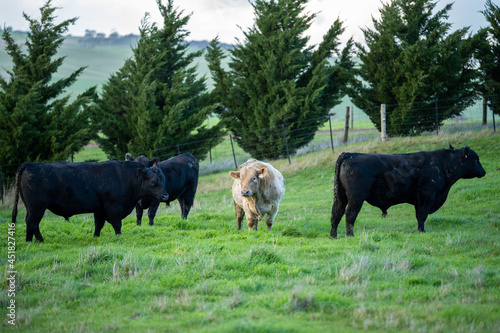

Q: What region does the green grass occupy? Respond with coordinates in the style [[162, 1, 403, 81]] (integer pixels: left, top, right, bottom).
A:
[[1, 130, 499, 332]]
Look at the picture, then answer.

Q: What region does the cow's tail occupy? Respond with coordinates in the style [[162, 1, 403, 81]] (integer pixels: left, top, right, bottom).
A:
[[12, 164, 26, 225], [333, 153, 350, 201]]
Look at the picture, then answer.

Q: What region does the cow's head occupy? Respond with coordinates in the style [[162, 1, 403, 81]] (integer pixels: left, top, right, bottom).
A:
[[230, 166, 267, 197], [454, 146, 486, 179], [138, 166, 169, 201]]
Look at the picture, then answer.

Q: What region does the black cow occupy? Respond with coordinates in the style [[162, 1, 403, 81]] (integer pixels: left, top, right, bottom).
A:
[[132, 153, 199, 225], [12, 161, 168, 242], [330, 146, 486, 238]]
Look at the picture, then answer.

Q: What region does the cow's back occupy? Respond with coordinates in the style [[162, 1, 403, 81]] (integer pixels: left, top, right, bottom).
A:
[[19, 161, 142, 218], [158, 153, 199, 202]]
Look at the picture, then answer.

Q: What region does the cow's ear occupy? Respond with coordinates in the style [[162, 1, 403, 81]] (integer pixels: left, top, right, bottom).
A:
[[258, 168, 267, 178], [449, 145, 455, 150], [150, 158, 160, 167], [463, 146, 470, 159], [137, 168, 145, 177], [229, 171, 240, 179]]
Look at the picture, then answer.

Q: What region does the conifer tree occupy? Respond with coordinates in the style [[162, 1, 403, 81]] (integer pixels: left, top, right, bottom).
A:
[[353, 0, 477, 136], [476, 0, 500, 116], [206, 0, 354, 160], [95, 0, 225, 160], [0, 1, 96, 180]]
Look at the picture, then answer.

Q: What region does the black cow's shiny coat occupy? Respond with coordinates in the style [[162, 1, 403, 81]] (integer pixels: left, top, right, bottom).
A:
[[12, 161, 167, 242], [132, 153, 199, 225], [330, 146, 486, 238]]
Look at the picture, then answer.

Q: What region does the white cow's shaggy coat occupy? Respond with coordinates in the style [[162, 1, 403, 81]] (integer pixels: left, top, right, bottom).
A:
[[230, 159, 285, 230]]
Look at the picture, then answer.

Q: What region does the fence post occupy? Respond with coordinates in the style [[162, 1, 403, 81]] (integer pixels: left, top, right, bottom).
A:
[[483, 96, 488, 126], [343, 107, 350, 143], [176, 145, 181, 155], [493, 96, 496, 133], [230, 135, 238, 169], [329, 115, 334, 154], [350, 105, 354, 129], [282, 124, 291, 165], [380, 104, 386, 143], [435, 98, 439, 136]]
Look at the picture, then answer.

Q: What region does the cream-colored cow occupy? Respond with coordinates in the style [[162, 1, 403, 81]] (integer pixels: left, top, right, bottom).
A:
[[229, 159, 285, 230]]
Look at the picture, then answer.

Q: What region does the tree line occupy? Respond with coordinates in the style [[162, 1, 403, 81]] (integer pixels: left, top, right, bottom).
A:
[[1, 0, 499, 182]]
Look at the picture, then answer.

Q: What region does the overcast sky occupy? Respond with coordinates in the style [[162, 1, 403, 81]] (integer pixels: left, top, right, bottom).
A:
[[0, 0, 489, 46]]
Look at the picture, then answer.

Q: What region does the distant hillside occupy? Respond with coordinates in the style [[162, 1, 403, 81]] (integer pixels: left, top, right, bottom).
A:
[[0, 30, 233, 96], [0, 30, 366, 122]]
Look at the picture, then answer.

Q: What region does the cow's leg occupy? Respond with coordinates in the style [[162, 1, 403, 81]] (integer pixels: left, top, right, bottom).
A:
[[179, 188, 196, 220], [345, 200, 363, 237], [330, 198, 347, 239], [147, 200, 160, 226], [94, 214, 106, 237], [415, 206, 429, 232], [111, 220, 122, 235], [416, 193, 434, 232], [135, 203, 144, 226], [26, 209, 45, 242], [265, 205, 279, 230], [234, 202, 245, 230], [246, 212, 258, 231]]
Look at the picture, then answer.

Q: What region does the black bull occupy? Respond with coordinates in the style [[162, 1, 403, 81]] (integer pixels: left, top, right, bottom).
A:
[[131, 153, 199, 225], [330, 146, 486, 238], [12, 161, 168, 242]]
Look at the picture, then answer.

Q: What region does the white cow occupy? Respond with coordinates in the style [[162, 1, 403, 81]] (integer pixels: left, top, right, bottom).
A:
[[230, 159, 285, 230]]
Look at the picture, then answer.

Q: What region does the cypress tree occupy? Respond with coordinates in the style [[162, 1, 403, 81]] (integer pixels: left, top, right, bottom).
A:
[[206, 0, 354, 160], [0, 1, 96, 180], [95, 0, 225, 160], [353, 0, 477, 136]]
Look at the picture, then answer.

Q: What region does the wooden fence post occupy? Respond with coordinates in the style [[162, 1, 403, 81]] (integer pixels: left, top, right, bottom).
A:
[[483, 96, 488, 126], [329, 115, 334, 154], [343, 107, 350, 143], [350, 105, 354, 129], [282, 124, 291, 165], [230, 135, 237, 169], [380, 104, 386, 143], [435, 98, 439, 136], [492, 96, 496, 133]]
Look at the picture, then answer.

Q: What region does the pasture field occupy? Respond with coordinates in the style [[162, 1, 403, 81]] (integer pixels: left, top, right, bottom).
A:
[[0, 130, 499, 332]]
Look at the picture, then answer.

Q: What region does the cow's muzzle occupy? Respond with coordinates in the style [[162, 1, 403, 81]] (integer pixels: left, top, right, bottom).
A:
[[241, 190, 252, 197], [161, 192, 169, 201]]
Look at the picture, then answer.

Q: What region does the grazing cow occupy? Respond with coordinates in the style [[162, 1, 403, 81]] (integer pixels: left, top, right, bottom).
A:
[[12, 161, 168, 242], [131, 153, 199, 225], [330, 146, 486, 238], [230, 159, 285, 230]]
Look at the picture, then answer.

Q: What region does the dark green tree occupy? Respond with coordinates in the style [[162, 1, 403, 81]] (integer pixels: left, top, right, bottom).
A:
[[205, 0, 355, 160], [353, 0, 477, 136], [475, 0, 500, 117], [95, 0, 225, 161], [0, 1, 96, 180]]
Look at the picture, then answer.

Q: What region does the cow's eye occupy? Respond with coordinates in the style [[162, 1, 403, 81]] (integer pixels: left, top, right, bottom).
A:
[[252, 176, 257, 181]]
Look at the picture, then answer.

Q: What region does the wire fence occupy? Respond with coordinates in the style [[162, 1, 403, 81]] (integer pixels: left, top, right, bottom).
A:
[[0, 97, 497, 194]]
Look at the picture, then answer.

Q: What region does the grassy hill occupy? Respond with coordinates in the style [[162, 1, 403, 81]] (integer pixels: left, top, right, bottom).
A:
[[0, 31, 368, 123], [1, 130, 498, 331]]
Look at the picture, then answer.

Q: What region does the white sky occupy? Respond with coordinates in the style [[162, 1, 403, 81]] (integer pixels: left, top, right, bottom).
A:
[[0, 0, 489, 46]]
